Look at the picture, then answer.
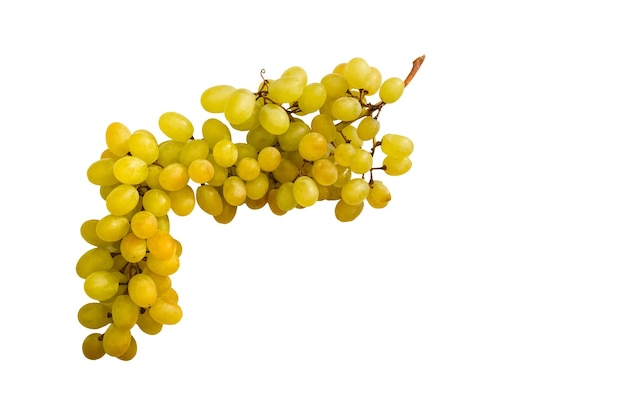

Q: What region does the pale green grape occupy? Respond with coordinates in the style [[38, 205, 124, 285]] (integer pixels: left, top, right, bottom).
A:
[[236, 157, 261, 181], [87, 158, 119, 186], [320, 73, 349, 98], [105, 184, 140, 216], [349, 149, 373, 174], [78, 302, 111, 329], [196, 184, 223, 216], [222, 176, 247, 206], [281, 66, 307, 85], [345, 57, 371, 90], [169, 185, 195, 216], [229, 98, 261, 131], [76, 247, 114, 278], [380, 134, 414, 158], [102, 323, 132, 357], [297, 82, 327, 114], [383, 156, 412, 176], [276, 182, 297, 211], [333, 165, 352, 187], [272, 158, 299, 183], [128, 129, 159, 164], [84, 270, 119, 301], [259, 103, 290, 135], [357, 116, 380, 140], [200, 85, 236, 113], [268, 76, 304, 103], [202, 118, 231, 148], [335, 199, 364, 222], [144, 164, 163, 190], [82, 333, 105, 360], [246, 125, 277, 150], [245, 172, 269, 200], [298, 132, 328, 161], [158, 162, 189, 191], [212, 139, 238, 168], [80, 219, 110, 247], [379, 77, 405, 103], [187, 158, 214, 183], [257, 146, 281, 172], [149, 298, 183, 325], [128, 273, 158, 308], [367, 180, 391, 208], [277, 118, 310, 152], [267, 189, 286, 216], [341, 178, 370, 205], [159, 111, 194, 142], [105, 122, 131, 157], [292, 176, 319, 207], [235, 142, 259, 162], [157, 140, 184, 166], [142, 189, 171, 217], [130, 210, 158, 239], [331, 97, 362, 121], [111, 294, 140, 330], [207, 155, 228, 186], [137, 309, 163, 335], [120, 232, 147, 263], [113, 156, 149, 185], [179, 139, 209, 166], [224, 88, 257, 125], [363, 66, 382, 96], [333, 143, 357, 167], [96, 215, 130, 242], [310, 114, 336, 142]]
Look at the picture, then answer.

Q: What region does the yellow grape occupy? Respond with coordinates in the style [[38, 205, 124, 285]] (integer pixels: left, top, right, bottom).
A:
[[297, 82, 327, 114], [222, 176, 247, 206], [349, 149, 373, 174], [137, 309, 163, 335], [105, 122, 131, 157], [169, 185, 196, 216], [200, 85, 236, 113], [335, 199, 364, 222], [158, 162, 189, 192], [257, 146, 281, 172], [196, 184, 223, 216], [298, 132, 328, 161], [212, 139, 239, 168], [245, 173, 270, 200], [187, 158, 215, 183], [311, 158, 339, 186], [278, 118, 310, 152], [383, 156, 412, 176], [96, 215, 130, 242], [179, 139, 210, 166], [224, 88, 257, 125], [292, 176, 319, 207], [331, 97, 362, 121], [159, 111, 194, 142], [341, 178, 370, 205], [344, 57, 371, 90], [102, 323, 132, 357], [147, 230, 176, 260], [276, 182, 297, 211], [142, 189, 171, 217], [259, 103, 290, 135], [77, 302, 111, 329], [149, 298, 183, 325], [357, 116, 380, 140], [320, 73, 349, 98], [84, 271, 119, 301], [76, 247, 114, 278], [380, 134, 414, 158], [87, 158, 118, 186], [236, 157, 261, 181], [202, 118, 232, 148], [128, 273, 158, 308], [117, 335, 138, 361], [130, 210, 158, 239], [128, 129, 159, 164], [113, 156, 149, 185], [111, 294, 140, 330], [82, 333, 105, 360], [268, 76, 304, 103], [105, 184, 140, 216], [379, 77, 405, 103]]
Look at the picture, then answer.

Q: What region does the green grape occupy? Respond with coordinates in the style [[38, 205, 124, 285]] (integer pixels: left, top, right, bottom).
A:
[[333, 165, 352, 187], [207, 155, 228, 186], [236, 157, 261, 181], [222, 176, 247, 206], [142, 189, 171, 217], [268, 76, 304, 103], [105, 184, 140, 216], [137, 309, 163, 335], [298, 132, 328, 161], [272, 158, 299, 183], [367, 180, 391, 208], [111, 294, 140, 330], [341, 178, 370, 205], [130, 210, 158, 239], [82, 333, 105, 360], [281, 65, 307, 85], [311, 158, 339, 186], [380, 134, 414, 158], [363, 66, 382, 96], [213, 200, 237, 224], [349, 149, 373, 174], [158, 162, 189, 191], [224, 88, 257, 125], [345, 57, 371, 90], [159, 111, 194, 142], [187, 158, 214, 183], [76, 247, 114, 278], [96, 215, 130, 242], [320, 73, 349, 98], [80, 219, 111, 247], [331, 97, 362, 121], [246, 125, 277, 150], [277, 118, 310, 152], [297, 82, 327, 114], [383, 156, 412, 176], [144, 164, 163, 189], [149, 298, 183, 325], [229, 98, 262, 131], [157, 140, 184, 166], [78, 302, 111, 329], [246, 194, 268, 210], [357, 116, 380, 140], [257, 146, 281, 172], [169, 185, 195, 216], [120, 232, 147, 263], [143, 269, 172, 294], [292, 176, 319, 207], [179, 139, 209, 166], [113, 156, 149, 185], [200, 85, 236, 113], [267, 189, 286, 216], [84, 270, 120, 301], [117, 335, 138, 361], [201, 118, 231, 148], [156, 214, 170, 232], [335, 199, 364, 222], [212, 139, 239, 168], [333, 142, 357, 167], [105, 122, 131, 157], [128, 273, 158, 308], [276, 182, 297, 211], [102, 323, 132, 357], [379, 77, 405, 103], [259, 103, 290, 135], [235, 143, 258, 162], [245, 172, 269, 200], [128, 129, 159, 164], [147, 230, 176, 260], [87, 158, 119, 186], [196, 184, 223, 216]]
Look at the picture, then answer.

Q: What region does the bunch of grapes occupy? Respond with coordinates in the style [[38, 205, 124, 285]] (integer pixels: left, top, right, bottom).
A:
[[76, 56, 425, 360]]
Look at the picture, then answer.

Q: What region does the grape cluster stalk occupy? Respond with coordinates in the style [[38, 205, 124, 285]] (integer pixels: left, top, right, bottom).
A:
[[76, 56, 425, 360]]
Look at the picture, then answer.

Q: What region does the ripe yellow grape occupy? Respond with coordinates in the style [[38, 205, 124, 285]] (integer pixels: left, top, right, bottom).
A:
[[179, 139, 210, 166], [158, 162, 189, 191], [147, 230, 176, 260], [224, 88, 257, 125], [259, 103, 290, 135], [331, 97, 362, 121], [96, 215, 130, 242], [102, 323, 132, 357], [128, 273, 158, 308], [335, 199, 364, 222], [187, 158, 215, 183], [321, 73, 349, 98], [84, 271, 120, 301], [111, 294, 140, 330], [130, 210, 158, 239], [202, 118, 232, 148], [298, 132, 328, 161], [341, 178, 370, 205], [345, 57, 371, 90], [169, 185, 196, 216], [236, 157, 261, 181], [128, 129, 159, 164], [278, 118, 310, 152], [257, 146, 281, 172], [120, 232, 147, 263], [363, 67, 382, 95], [82, 333, 105, 360], [333, 143, 357, 167], [117, 335, 138, 361], [245, 172, 270, 200], [268, 76, 304, 103], [196, 184, 223, 216], [379, 77, 405, 103], [222, 176, 247, 206], [87, 158, 119, 186], [349, 149, 373, 174], [159, 111, 194, 142], [113, 156, 149, 185], [200, 85, 236, 113], [357, 116, 380, 140], [212, 139, 239, 168], [78, 302, 111, 329], [105, 184, 140, 216], [149, 298, 183, 325], [297, 82, 327, 114], [380, 134, 414, 158], [105, 122, 131, 157], [293, 176, 319, 207], [76, 247, 114, 278], [311, 158, 339, 186], [383, 156, 412, 176], [137, 309, 163, 335], [142, 189, 172, 217]]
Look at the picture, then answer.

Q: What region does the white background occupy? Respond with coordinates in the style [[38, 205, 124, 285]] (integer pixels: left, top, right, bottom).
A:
[[1, 1, 624, 416]]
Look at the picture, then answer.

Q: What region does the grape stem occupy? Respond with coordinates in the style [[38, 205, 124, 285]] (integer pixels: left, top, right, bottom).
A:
[[404, 55, 425, 87]]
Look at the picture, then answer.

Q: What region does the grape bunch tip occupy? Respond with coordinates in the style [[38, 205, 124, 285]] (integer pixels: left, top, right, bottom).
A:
[[77, 55, 425, 360]]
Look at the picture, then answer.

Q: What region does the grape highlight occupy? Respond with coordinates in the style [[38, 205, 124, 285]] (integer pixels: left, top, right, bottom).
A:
[[77, 55, 425, 360]]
